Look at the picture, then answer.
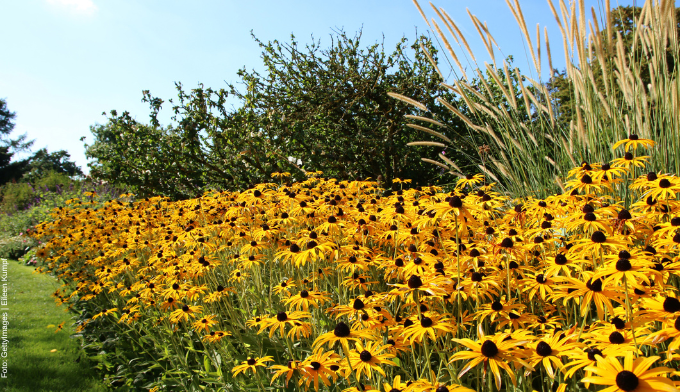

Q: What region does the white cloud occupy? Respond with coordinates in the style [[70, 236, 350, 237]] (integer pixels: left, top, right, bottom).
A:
[[47, 0, 97, 14]]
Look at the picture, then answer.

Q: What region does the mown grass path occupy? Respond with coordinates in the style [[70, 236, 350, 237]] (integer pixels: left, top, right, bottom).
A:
[[0, 260, 106, 392]]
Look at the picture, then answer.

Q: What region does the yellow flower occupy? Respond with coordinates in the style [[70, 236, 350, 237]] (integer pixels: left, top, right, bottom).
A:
[[231, 356, 273, 377], [191, 314, 218, 333], [169, 304, 202, 323], [269, 359, 301, 388], [299, 350, 341, 391], [612, 134, 656, 152], [582, 352, 677, 392], [450, 332, 530, 390], [401, 313, 456, 343], [313, 321, 376, 351], [347, 340, 397, 379]]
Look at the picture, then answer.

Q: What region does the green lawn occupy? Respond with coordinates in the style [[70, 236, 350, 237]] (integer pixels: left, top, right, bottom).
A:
[[0, 259, 107, 392]]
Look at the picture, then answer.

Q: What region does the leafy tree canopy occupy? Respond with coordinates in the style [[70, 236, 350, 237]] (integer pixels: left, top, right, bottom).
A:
[[86, 30, 477, 199]]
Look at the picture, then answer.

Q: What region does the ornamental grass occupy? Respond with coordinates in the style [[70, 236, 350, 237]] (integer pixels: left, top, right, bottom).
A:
[[402, 0, 680, 200], [29, 136, 680, 392]]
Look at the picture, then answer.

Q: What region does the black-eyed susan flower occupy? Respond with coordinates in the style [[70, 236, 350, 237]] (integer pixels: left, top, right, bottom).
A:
[[284, 290, 332, 311], [612, 134, 656, 152], [382, 375, 408, 392], [191, 314, 218, 333], [347, 340, 397, 379], [258, 310, 310, 338], [169, 304, 203, 323], [299, 349, 341, 391], [202, 330, 231, 343], [269, 359, 301, 388], [92, 307, 118, 320], [401, 313, 455, 343], [450, 332, 530, 390], [456, 173, 485, 190], [582, 352, 677, 392], [527, 332, 582, 379], [612, 153, 650, 170], [313, 321, 376, 351], [231, 356, 274, 377]]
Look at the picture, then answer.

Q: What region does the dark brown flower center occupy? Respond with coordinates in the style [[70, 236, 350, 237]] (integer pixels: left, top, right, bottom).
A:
[[616, 259, 632, 271], [277, 312, 288, 322], [586, 278, 603, 292], [587, 347, 603, 361], [334, 322, 351, 337], [481, 340, 498, 358], [449, 196, 463, 208], [609, 331, 625, 344], [247, 358, 256, 366], [615, 370, 639, 391], [591, 231, 607, 243], [420, 317, 433, 328], [408, 275, 423, 289], [359, 350, 372, 362], [617, 209, 632, 220], [611, 316, 626, 329], [500, 238, 514, 248], [663, 297, 680, 313], [536, 341, 552, 356]]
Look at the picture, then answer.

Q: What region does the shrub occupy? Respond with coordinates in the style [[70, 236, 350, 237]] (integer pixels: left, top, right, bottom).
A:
[[0, 235, 36, 259], [85, 31, 481, 200], [0, 182, 35, 212]]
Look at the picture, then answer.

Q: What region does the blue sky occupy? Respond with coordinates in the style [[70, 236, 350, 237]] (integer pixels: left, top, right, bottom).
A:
[[0, 0, 642, 173]]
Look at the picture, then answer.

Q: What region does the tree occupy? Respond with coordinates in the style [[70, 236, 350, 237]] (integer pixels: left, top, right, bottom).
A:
[[20, 148, 83, 183], [1, 98, 33, 185], [86, 30, 475, 199]]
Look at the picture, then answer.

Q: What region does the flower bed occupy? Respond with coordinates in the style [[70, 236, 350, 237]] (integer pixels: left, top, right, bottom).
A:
[[31, 140, 680, 391]]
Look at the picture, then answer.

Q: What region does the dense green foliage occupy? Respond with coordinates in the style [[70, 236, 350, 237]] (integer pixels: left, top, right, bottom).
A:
[[85, 31, 481, 200]]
